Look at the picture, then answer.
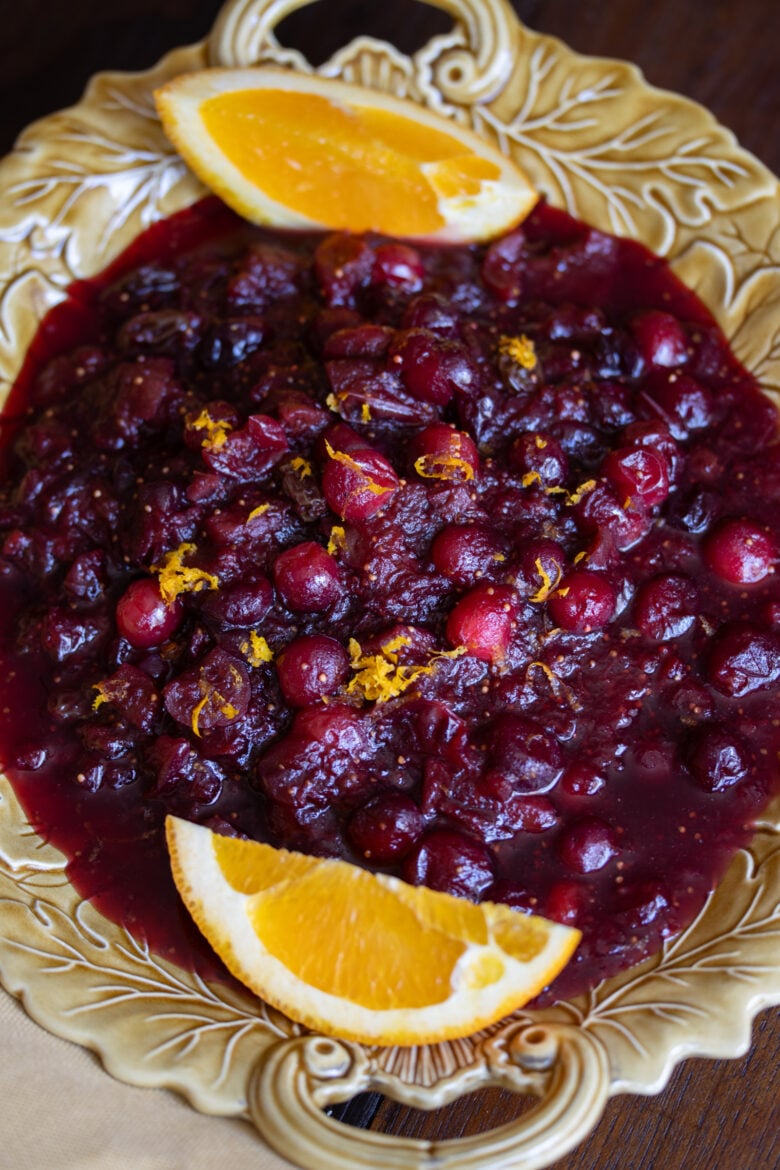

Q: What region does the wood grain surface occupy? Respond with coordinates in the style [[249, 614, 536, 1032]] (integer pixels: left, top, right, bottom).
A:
[[0, 2, 778, 1168]]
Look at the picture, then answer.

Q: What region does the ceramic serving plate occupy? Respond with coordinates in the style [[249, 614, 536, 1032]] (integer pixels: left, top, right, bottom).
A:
[[0, 1, 778, 1167]]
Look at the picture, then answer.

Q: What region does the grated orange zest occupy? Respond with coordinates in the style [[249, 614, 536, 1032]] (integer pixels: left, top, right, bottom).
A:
[[152, 543, 219, 606]]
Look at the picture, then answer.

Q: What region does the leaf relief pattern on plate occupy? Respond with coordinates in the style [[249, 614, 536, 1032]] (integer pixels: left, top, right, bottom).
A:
[[0, 4, 778, 1126], [0, 779, 293, 1113]]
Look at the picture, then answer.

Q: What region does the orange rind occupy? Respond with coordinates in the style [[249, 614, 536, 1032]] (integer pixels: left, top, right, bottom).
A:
[[155, 68, 538, 242], [166, 815, 580, 1046]]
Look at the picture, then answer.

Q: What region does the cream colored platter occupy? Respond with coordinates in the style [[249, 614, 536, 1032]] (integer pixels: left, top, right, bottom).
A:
[[0, 1, 778, 1167]]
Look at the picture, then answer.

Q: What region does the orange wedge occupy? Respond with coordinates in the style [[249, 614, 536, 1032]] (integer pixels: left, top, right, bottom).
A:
[[166, 816, 580, 1046], [154, 68, 537, 242]]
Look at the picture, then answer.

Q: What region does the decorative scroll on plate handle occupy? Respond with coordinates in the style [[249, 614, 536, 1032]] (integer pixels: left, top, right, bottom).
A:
[[247, 1022, 611, 1170], [209, 0, 519, 105]]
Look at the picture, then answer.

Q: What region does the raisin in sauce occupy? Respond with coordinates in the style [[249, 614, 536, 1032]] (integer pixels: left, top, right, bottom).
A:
[[1, 196, 779, 1004]]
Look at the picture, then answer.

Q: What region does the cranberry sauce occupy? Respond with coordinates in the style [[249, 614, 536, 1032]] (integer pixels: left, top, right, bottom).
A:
[[1, 196, 779, 1003]]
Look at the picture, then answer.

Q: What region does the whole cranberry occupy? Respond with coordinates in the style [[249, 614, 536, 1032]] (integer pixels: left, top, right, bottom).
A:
[[621, 419, 681, 483], [481, 228, 525, 301], [548, 570, 615, 632], [164, 648, 251, 735], [558, 816, 618, 873], [688, 724, 750, 792], [602, 446, 669, 507], [487, 713, 563, 793], [560, 763, 606, 797], [276, 634, 350, 707], [389, 330, 476, 406], [431, 523, 504, 585], [203, 416, 289, 480], [401, 292, 458, 335], [323, 324, 395, 359], [446, 583, 517, 661], [93, 663, 160, 732], [515, 539, 566, 600], [321, 445, 399, 521], [273, 542, 342, 612], [505, 794, 560, 832], [371, 243, 424, 291], [634, 574, 697, 641], [319, 422, 367, 456], [708, 622, 780, 696], [409, 422, 479, 482], [575, 482, 651, 550], [63, 550, 106, 602], [403, 829, 495, 900], [199, 317, 268, 369], [486, 880, 538, 914], [291, 703, 368, 754], [644, 371, 714, 439], [116, 578, 183, 648], [703, 518, 775, 584], [545, 879, 584, 926], [630, 310, 689, 368], [509, 431, 568, 486], [347, 792, 424, 862], [314, 233, 373, 305], [201, 575, 273, 627], [273, 390, 330, 440]]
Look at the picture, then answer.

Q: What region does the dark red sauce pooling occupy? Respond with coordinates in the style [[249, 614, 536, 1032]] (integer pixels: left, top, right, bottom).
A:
[[1, 195, 779, 1003]]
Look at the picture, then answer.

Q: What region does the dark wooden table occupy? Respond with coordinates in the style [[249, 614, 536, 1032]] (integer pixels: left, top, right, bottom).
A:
[[0, 2, 778, 1167]]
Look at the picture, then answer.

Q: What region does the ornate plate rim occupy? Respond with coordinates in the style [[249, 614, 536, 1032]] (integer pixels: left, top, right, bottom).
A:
[[0, 2, 778, 1166]]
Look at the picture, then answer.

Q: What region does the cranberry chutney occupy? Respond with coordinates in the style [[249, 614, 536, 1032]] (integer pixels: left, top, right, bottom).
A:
[[1, 196, 779, 1004]]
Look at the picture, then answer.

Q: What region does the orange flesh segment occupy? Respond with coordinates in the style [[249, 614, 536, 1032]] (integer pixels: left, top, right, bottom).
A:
[[200, 89, 501, 235], [211, 834, 555, 1012], [215, 835, 464, 1009]]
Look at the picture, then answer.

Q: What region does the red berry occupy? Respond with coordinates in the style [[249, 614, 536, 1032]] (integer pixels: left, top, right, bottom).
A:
[[560, 763, 606, 797], [321, 445, 399, 521], [389, 330, 476, 406], [371, 243, 424, 291], [558, 816, 618, 873], [634, 574, 697, 641], [545, 879, 584, 925], [409, 423, 479, 483], [688, 724, 750, 792], [510, 430, 568, 486], [630, 310, 688, 368], [515, 539, 566, 600], [403, 828, 495, 900], [548, 570, 615, 632], [575, 482, 650, 551], [602, 446, 669, 507], [116, 577, 183, 648], [276, 634, 350, 706], [401, 292, 458, 335], [644, 371, 714, 439], [273, 542, 342, 612], [481, 228, 525, 301], [347, 792, 424, 862], [431, 523, 504, 585], [314, 233, 372, 305], [487, 713, 563, 793], [707, 623, 780, 696], [201, 575, 273, 627], [323, 324, 395, 359], [703, 518, 775, 584], [446, 583, 516, 661], [621, 419, 681, 483]]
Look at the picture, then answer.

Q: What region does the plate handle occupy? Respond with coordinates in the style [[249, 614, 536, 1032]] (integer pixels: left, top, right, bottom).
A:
[[246, 1022, 611, 1170], [208, 0, 520, 104]]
